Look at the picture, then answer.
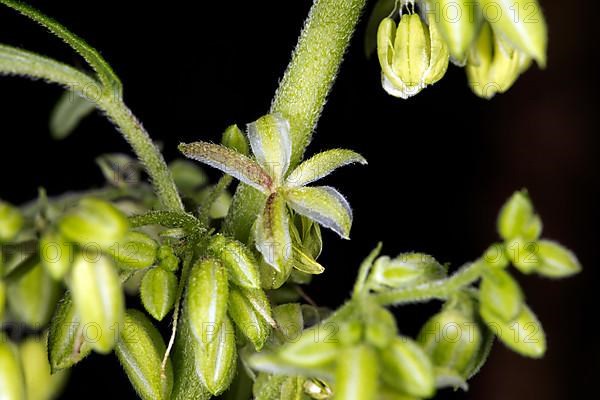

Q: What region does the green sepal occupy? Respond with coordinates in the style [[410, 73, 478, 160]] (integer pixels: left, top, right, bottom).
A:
[[534, 240, 581, 278], [107, 231, 158, 270], [140, 268, 177, 321], [222, 124, 249, 155], [195, 317, 237, 395], [480, 267, 524, 322], [227, 285, 272, 350]]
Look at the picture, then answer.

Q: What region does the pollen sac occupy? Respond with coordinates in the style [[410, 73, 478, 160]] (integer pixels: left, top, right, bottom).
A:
[[466, 23, 531, 99], [0, 200, 24, 242], [377, 13, 449, 99]]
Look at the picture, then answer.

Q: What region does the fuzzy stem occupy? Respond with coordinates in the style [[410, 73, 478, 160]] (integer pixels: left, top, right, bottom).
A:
[[224, 0, 367, 240]]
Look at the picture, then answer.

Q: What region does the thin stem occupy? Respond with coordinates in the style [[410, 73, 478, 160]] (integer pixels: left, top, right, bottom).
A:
[[352, 242, 383, 298], [374, 260, 486, 306]]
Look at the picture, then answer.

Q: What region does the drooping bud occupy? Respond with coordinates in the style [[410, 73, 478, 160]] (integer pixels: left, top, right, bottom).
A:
[[222, 124, 249, 155], [195, 317, 237, 395], [39, 230, 75, 280], [19, 335, 69, 400], [208, 234, 261, 288], [534, 240, 581, 278], [58, 198, 128, 249], [377, 13, 449, 99], [107, 231, 158, 270], [140, 267, 177, 321], [115, 309, 173, 400], [0, 200, 24, 242], [368, 253, 446, 290], [227, 285, 272, 350], [334, 345, 379, 400], [478, 0, 547, 66], [479, 267, 523, 322], [0, 334, 26, 400], [70, 253, 124, 354], [379, 336, 435, 398], [186, 258, 229, 345]]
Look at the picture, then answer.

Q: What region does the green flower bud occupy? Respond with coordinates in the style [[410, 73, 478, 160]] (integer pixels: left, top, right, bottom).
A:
[[418, 309, 483, 378], [533, 240, 581, 278], [272, 303, 304, 344], [480, 267, 523, 322], [368, 253, 446, 290], [338, 320, 364, 346], [222, 124, 249, 155], [140, 268, 177, 321], [497, 190, 542, 242], [278, 325, 339, 369], [427, 0, 482, 63], [186, 258, 229, 345], [379, 336, 435, 398], [0, 334, 26, 400], [227, 285, 271, 350], [466, 23, 530, 99], [7, 262, 61, 328], [0, 200, 24, 242], [334, 345, 378, 400], [107, 231, 158, 270], [482, 243, 509, 269], [208, 234, 261, 288], [47, 293, 92, 372], [157, 245, 179, 272], [259, 257, 292, 290], [40, 230, 75, 280], [70, 253, 125, 354], [506, 238, 540, 273], [365, 304, 398, 348], [478, 0, 547, 66], [377, 14, 449, 99], [169, 159, 208, 194], [59, 198, 128, 249], [480, 303, 546, 358], [19, 336, 68, 400], [115, 309, 173, 400], [195, 317, 237, 395], [0, 280, 6, 322]]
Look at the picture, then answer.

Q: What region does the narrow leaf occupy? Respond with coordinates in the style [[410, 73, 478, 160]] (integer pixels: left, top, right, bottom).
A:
[[254, 192, 292, 272], [179, 142, 272, 193], [284, 186, 352, 239], [285, 149, 366, 187], [50, 91, 96, 139], [247, 114, 292, 182]]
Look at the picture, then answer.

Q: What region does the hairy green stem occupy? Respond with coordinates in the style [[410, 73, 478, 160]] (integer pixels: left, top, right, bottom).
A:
[[224, 0, 367, 241], [353, 242, 383, 297], [374, 260, 486, 306]]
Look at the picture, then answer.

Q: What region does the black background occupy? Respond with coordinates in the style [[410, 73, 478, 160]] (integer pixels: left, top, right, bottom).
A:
[[1, 0, 598, 399]]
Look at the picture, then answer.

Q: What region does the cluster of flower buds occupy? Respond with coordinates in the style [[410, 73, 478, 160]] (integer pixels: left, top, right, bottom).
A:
[[371, 0, 548, 98]]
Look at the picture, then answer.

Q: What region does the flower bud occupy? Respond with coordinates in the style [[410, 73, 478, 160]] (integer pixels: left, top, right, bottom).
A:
[[480, 303, 546, 358], [59, 198, 128, 249], [338, 320, 364, 346], [40, 230, 75, 280], [195, 317, 237, 395], [19, 335, 68, 400], [272, 303, 304, 344], [480, 267, 523, 322], [0, 200, 24, 242], [7, 262, 61, 328], [107, 231, 158, 270], [227, 285, 271, 350], [365, 304, 398, 348], [208, 234, 261, 288], [222, 124, 249, 155], [427, 0, 482, 63], [157, 245, 179, 272], [47, 293, 92, 372], [368, 253, 446, 290], [418, 308, 483, 378], [186, 258, 229, 345], [0, 334, 26, 400], [259, 257, 292, 290], [169, 159, 208, 194], [377, 14, 449, 99], [278, 325, 339, 369], [334, 345, 379, 400], [497, 190, 541, 242], [140, 267, 177, 321], [70, 253, 124, 354], [534, 240, 581, 278], [478, 0, 547, 66], [115, 309, 173, 400], [379, 336, 435, 398]]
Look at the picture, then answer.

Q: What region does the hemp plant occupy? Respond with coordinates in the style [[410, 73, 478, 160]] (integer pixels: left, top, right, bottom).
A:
[[0, 0, 579, 399]]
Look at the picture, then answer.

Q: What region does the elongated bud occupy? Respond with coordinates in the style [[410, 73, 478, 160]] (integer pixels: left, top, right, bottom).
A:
[[427, 0, 482, 63], [59, 198, 128, 249], [186, 258, 229, 345], [19, 336, 68, 400], [0, 334, 26, 400], [278, 325, 340, 368], [378, 14, 449, 99], [70, 253, 124, 353], [0, 200, 24, 242], [532, 240, 581, 278], [480, 303, 546, 357], [497, 190, 542, 242], [208, 234, 261, 288], [7, 262, 61, 328], [227, 285, 271, 350], [115, 309, 173, 400], [47, 293, 92, 372], [40, 230, 75, 280], [478, 0, 547, 66], [141, 268, 177, 321], [480, 267, 523, 322], [418, 308, 483, 378], [157, 245, 179, 272], [368, 253, 446, 290], [222, 124, 249, 155], [379, 336, 435, 398], [365, 304, 398, 348], [195, 317, 237, 395], [334, 345, 379, 400], [107, 231, 158, 270]]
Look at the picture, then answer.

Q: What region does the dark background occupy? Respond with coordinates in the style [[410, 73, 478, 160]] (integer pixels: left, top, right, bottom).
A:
[[1, 0, 597, 399]]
